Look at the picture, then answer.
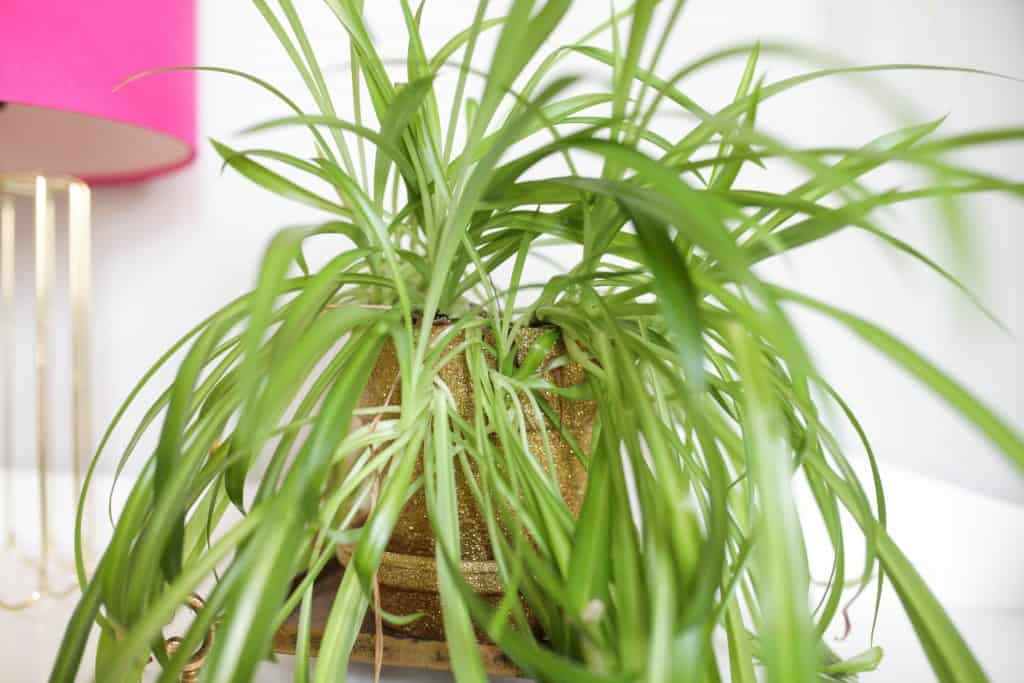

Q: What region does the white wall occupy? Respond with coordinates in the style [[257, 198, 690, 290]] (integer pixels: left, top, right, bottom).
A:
[[10, 1, 1023, 503]]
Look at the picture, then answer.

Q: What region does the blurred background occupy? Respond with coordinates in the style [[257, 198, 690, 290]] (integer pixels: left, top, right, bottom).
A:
[[2, 1, 1022, 680], [24, 0, 1017, 498]]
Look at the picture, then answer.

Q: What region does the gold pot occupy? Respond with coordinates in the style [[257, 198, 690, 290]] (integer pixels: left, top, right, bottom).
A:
[[338, 322, 594, 641]]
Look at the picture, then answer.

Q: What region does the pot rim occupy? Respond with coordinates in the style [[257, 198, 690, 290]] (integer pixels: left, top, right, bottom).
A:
[[402, 310, 560, 330]]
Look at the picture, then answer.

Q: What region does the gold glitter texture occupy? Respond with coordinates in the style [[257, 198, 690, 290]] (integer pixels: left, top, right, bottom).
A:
[[339, 322, 594, 640]]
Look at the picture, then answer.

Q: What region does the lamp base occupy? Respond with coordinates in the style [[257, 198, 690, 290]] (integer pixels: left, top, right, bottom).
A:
[[272, 558, 522, 677]]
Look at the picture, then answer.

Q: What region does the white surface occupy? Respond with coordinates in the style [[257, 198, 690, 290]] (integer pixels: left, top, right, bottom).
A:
[[1, 466, 1022, 681]]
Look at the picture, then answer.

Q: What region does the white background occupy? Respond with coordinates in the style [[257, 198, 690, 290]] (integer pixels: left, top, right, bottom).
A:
[[9, 0, 1021, 498], [3, 0, 1024, 681]]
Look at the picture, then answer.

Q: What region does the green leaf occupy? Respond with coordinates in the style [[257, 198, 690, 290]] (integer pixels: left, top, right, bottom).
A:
[[731, 326, 817, 683], [211, 139, 351, 218], [779, 287, 1024, 472], [374, 75, 436, 202], [628, 206, 705, 392], [201, 325, 386, 682]]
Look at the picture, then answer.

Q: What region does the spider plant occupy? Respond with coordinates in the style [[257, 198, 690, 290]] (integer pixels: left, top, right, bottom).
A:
[[51, 1, 1023, 682]]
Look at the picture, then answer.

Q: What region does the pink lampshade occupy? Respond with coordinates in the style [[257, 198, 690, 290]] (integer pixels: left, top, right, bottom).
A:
[[0, 2, 197, 185]]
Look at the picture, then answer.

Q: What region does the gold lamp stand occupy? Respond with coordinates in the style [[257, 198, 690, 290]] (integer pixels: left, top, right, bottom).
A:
[[1, 174, 91, 609]]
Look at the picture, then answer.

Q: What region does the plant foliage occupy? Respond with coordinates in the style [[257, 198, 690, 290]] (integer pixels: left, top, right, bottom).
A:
[[52, 2, 1023, 682]]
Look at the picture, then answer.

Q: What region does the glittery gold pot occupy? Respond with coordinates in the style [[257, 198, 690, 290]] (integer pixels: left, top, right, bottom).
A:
[[339, 321, 595, 641]]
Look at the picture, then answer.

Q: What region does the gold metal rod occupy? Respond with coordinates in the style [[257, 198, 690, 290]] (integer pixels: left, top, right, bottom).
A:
[[34, 176, 52, 586], [68, 181, 91, 552], [1, 176, 79, 608], [1, 186, 42, 611], [1, 195, 14, 548]]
